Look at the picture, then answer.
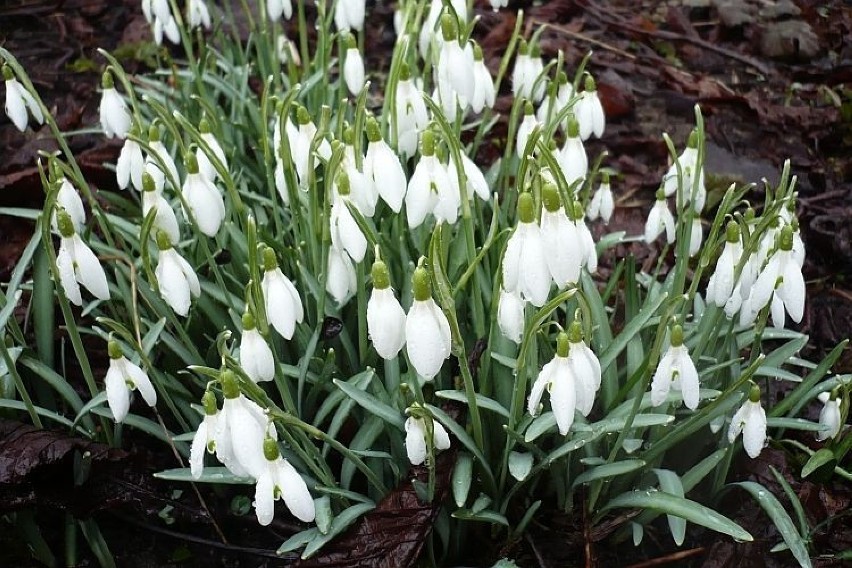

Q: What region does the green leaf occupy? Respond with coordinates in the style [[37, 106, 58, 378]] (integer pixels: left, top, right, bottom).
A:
[[301, 503, 375, 559], [602, 491, 753, 542], [598, 286, 668, 372], [653, 469, 687, 546], [153, 467, 254, 484], [436, 390, 509, 418], [453, 453, 473, 507], [766, 418, 827, 432], [426, 403, 495, 487], [801, 448, 835, 478], [572, 460, 645, 487], [452, 509, 509, 526], [508, 451, 534, 481], [730, 482, 811, 568], [333, 378, 404, 431]]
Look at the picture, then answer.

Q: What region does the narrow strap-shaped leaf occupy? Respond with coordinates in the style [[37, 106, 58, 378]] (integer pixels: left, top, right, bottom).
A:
[[333, 378, 404, 431]]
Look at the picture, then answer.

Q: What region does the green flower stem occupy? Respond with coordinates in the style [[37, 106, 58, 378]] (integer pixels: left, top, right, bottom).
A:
[[1, 334, 42, 428]]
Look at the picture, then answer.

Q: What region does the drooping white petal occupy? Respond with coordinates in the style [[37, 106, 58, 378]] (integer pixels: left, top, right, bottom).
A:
[[57, 240, 82, 305], [105, 362, 130, 423], [326, 246, 357, 305], [741, 403, 767, 458], [405, 417, 428, 465], [190, 417, 215, 479], [4, 79, 28, 131], [780, 253, 805, 323], [677, 347, 700, 410], [405, 299, 451, 380], [72, 235, 110, 301], [817, 396, 841, 441], [156, 249, 192, 316], [254, 469, 276, 526], [540, 210, 581, 288], [99, 88, 131, 139], [527, 363, 552, 417], [182, 172, 225, 237], [497, 288, 525, 344], [367, 288, 407, 360], [365, 141, 407, 212], [263, 269, 303, 340], [55, 179, 86, 233], [650, 349, 676, 407], [241, 329, 275, 383], [433, 421, 451, 451], [124, 358, 157, 407], [549, 360, 577, 435], [276, 458, 316, 522], [330, 199, 368, 263], [228, 399, 268, 478], [343, 47, 365, 96]]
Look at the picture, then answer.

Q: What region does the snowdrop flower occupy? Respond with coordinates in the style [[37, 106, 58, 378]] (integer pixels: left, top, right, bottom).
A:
[[339, 130, 376, 216], [536, 72, 573, 127], [528, 332, 579, 435], [405, 265, 452, 380], [99, 71, 131, 139], [650, 324, 700, 410], [142, 172, 180, 244], [557, 115, 588, 190], [644, 190, 675, 244], [572, 201, 599, 274], [261, 248, 304, 340], [154, 231, 200, 316], [195, 119, 227, 181], [575, 75, 606, 140], [52, 176, 86, 234], [516, 102, 540, 159], [289, 106, 332, 187], [326, 245, 357, 305], [706, 221, 746, 309], [662, 130, 705, 212], [153, 14, 180, 45], [816, 391, 842, 441], [104, 340, 156, 423], [240, 313, 275, 383], [435, 15, 474, 119], [488, 0, 508, 10], [588, 172, 614, 223], [405, 412, 451, 465], [728, 384, 767, 459], [55, 210, 110, 306], [143, 0, 170, 24], [266, 0, 292, 20], [254, 437, 315, 525], [146, 124, 180, 191], [393, 64, 430, 159], [3, 64, 43, 132], [181, 153, 225, 237], [687, 218, 703, 258], [512, 40, 545, 103], [740, 226, 805, 329], [367, 259, 407, 360], [329, 173, 368, 263], [187, 0, 211, 29], [214, 370, 272, 478], [365, 117, 407, 212], [470, 44, 495, 113], [190, 390, 220, 479], [334, 0, 365, 31], [116, 123, 145, 191], [406, 131, 456, 228], [447, 152, 489, 203], [540, 183, 582, 288], [564, 321, 601, 416], [503, 193, 551, 307], [497, 288, 525, 344], [342, 34, 365, 96], [418, 0, 467, 59]]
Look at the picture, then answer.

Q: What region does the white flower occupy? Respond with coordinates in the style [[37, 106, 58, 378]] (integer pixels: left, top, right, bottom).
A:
[[688, 218, 703, 258], [470, 45, 495, 113], [706, 222, 743, 308], [539, 184, 582, 288], [503, 193, 551, 307], [405, 266, 452, 380], [435, 20, 474, 118], [816, 392, 841, 442], [365, 118, 407, 212], [565, 325, 601, 416], [393, 69, 430, 159], [343, 45, 365, 96], [588, 174, 614, 223], [145, 0, 171, 23], [182, 155, 225, 237], [261, 249, 304, 340], [528, 334, 578, 435], [739, 226, 804, 329], [52, 178, 86, 234], [536, 74, 573, 128], [4, 67, 43, 132], [187, 0, 211, 29], [512, 40, 544, 103], [334, 0, 365, 31], [142, 173, 180, 244], [289, 108, 332, 187], [516, 104, 539, 159], [650, 325, 700, 410], [448, 152, 489, 202], [99, 73, 131, 139], [497, 288, 525, 344], [404, 415, 451, 465], [104, 341, 156, 423], [153, 14, 180, 45], [556, 117, 588, 189], [326, 245, 357, 305], [240, 315, 275, 383], [367, 260, 407, 360], [418, 0, 467, 59], [154, 235, 200, 317], [488, 0, 508, 9], [146, 130, 180, 191], [575, 211, 598, 274], [728, 387, 767, 459], [644, 192, 675, 244], [55, 211, 110, 306], [196, 123, 227, 181], [266, 0, 292, 20], [406, 134, 455, 228], [329, 190, 368, 263], [575, 75, 606, 140], [117, 137, 145, 191], [662, 131, 705, 212], [189, 392, 220, 479], [214, 371, 272, 478], [254, 439, 315, 525]]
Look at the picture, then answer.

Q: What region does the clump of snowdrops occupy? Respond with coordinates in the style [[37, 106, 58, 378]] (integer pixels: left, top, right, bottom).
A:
[[1, 0, 849, 565]]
